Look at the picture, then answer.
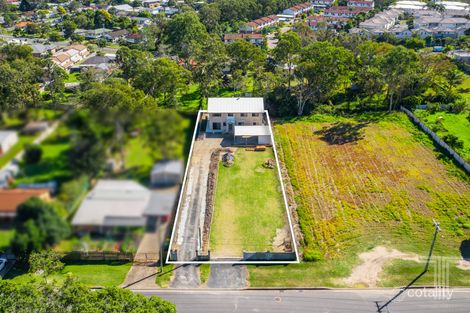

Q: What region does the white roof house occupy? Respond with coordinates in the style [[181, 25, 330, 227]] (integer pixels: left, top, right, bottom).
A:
[[234, 126, 271, 137], [207, 97, 265, 113], [0, 131, 18, 156], [72, 180, 150, 228], [150, 160, 184, 186]]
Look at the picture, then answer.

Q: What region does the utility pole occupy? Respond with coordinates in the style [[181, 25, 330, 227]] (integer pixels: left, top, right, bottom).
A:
[[377, 220, 441, 313]]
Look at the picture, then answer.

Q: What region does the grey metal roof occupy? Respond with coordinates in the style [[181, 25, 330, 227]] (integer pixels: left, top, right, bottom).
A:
[[207, 97, 265, 113], [0, 131, 17, 144], [144, 189, 179, 216], [151, 160, 184, 176]]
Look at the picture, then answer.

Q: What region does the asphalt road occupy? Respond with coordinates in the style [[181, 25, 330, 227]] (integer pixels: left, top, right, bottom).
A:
[[137, 288, 470, 313]]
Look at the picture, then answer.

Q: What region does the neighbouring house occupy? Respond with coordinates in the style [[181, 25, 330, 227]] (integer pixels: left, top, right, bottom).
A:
[[449, 50, 470, 63], [312, 0, 334, 8], [104, 29, 129, 42], [347, 0, 375, 9], [142, 0, 160, 9], [223, 33, 263, 45], [15, 21, 33, 28], [131, 17, 153, 28], [71, 180, 175, 233], [324, 6, 372, 18], [307, 15, 350, 30], [30, 43, 57, 57], [74, 28, 112, 40], [150, 160, 184, 187], [22, 121, 49, 135], [71, 55, 115, 75], [113, 4, 136, 16], [240, 15, 279, 33], [0, 131, 18, 156], [51, 44, 90, 70], [205, 97, 271, 145], [126, 32, 144, 44], [144, 188, 179, 229], [0, 188, 50, 220], [282, 2, 316, 18]]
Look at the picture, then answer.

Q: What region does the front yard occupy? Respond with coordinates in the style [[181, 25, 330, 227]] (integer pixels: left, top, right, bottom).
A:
[[209, 148, 288, 257]]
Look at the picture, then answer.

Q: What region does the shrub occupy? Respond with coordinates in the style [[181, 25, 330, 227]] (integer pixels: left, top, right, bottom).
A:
[[23, 143, 43, 164], [448, 99, 467, 113], [303, 248, 322, 262], [442, 134, 464, 150]]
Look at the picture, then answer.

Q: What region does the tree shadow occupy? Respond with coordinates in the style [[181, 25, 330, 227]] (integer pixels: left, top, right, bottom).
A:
[[314, 121, 369, 145], [460, 239, 470, 261]]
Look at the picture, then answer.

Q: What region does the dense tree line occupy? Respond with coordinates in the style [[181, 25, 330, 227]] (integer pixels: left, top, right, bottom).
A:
[[0, 278, 176, 313]]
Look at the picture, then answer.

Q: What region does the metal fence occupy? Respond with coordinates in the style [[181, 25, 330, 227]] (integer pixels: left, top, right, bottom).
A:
[[400, 106, 470, 175]]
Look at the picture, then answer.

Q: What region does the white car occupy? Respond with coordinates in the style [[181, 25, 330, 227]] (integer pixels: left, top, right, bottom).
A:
[[0, 258, 7, 272]]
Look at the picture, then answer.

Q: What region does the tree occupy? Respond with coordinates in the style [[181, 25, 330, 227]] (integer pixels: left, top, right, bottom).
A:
[[380, 46, 420, 111], [405, 37, 425, 50], [273, 31, 301, 89], [43, 60, 66, 103], [79, 67, 101, 91], [81, 79, 156, 167], [24, 143, 43, 164], [134, 57, 190, 106], [199, 3, 221, 33], [164, 11, 209, 67], [11, 198, 69, 256], [0, 44, 42, 114], [143, 109, 186, 160], [29, 250, 64, 280], [0, 278, 176, 313], [294, 41, 354, 114], [116, 46, 152, 82], [69, 126, 106, 176], [57, 5, 66, 15], [62, 19, 77, 38], [193, 35, 227, 105]]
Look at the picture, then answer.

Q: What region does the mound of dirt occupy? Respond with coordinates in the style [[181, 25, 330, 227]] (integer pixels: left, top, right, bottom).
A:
[[344, 246, 420, 288]]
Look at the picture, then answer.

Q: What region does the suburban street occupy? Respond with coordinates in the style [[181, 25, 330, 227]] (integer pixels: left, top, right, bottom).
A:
[[137, 288, 470, 313]]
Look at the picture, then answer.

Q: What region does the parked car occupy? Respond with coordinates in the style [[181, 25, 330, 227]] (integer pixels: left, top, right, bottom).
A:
[[0, 258, 6, 272]]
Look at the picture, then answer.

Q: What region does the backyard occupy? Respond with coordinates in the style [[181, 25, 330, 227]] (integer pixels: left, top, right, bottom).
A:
[[414, 109, 470, 161], [209, 148, 288, 257], [247, 112, 470, 287]]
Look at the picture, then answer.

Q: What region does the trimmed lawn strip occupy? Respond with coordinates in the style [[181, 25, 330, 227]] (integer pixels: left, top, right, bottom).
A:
[[209, 148, 286, 257], [155, 264, 174, 288], [199, 264, 210, 285], [6, 261, 132, 287], [0, 229, 14, 252]]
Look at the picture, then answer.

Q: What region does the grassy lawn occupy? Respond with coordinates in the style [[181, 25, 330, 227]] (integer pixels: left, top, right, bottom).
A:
[[0, 229, 14, 252], [64, 72, 80, 84], [6, 261, 132, 287], [414, 110, 470, 161], [247, 112, 470, 287], [209, 148, 287, 257], [155, 264, 174, 288], [459, 74, 470, 102], [15, 127, 72, 184]]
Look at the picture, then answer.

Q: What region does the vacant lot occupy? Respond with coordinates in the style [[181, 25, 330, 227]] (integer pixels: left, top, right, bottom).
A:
[[414, 110, 470, 160], [209, 148, 287, 257], [248, 112, 470, 287]]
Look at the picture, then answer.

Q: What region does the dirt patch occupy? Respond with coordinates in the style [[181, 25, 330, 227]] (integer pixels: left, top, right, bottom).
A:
[[272, 227, 291, 252], [344, 246, 420, 288], [457, 259, 470, 270]]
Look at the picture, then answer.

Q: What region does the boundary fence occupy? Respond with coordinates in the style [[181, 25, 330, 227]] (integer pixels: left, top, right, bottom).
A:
[[400, 106, 470, 175]]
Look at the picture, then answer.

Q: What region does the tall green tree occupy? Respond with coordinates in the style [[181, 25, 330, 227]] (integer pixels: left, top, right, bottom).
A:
[[273, 31, 301, 89], [164, 11, 209, 67], [134, 57, 190, 106], [11, 198, 69, 256]]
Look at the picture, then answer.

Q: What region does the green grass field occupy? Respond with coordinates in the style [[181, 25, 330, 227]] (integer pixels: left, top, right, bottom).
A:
[[15, 128, 72, 184], [6, 261, 131, 287], [209, 148, 287, 257], [0, 229, 14, 252], [247, 112, 470, 287], [414, 110, 470, 160]]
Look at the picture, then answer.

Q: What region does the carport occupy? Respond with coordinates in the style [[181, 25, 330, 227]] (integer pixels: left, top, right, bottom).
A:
[[234, 126, 272, 145]]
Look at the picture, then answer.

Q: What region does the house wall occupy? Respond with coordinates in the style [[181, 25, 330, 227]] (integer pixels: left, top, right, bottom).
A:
[[0, 133, 18, 155], [207, 113, 264, 133]]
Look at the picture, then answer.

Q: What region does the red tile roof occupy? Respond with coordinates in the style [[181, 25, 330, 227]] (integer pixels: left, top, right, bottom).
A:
[[0, 189, 50, 214]]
